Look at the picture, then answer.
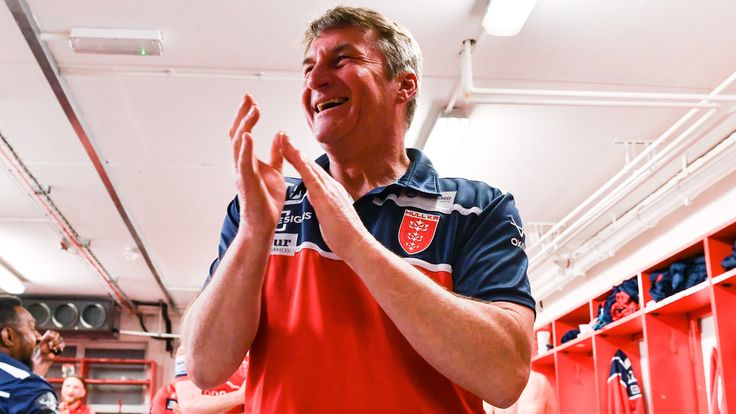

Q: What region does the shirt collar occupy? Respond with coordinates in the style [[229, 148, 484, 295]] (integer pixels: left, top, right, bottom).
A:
[[0, 351, 32, 373], [311, 148, 441, 196]]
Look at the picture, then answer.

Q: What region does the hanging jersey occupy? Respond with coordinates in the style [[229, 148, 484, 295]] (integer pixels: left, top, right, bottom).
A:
[[607, 349, 644, 414], [208, 149, 535, 414]]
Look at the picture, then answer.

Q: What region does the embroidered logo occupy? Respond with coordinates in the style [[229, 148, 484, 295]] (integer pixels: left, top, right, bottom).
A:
[[510, 216, 524, 237], [398, 210, 440, 255]]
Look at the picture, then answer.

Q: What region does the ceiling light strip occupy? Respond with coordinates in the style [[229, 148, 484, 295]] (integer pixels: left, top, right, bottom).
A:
[[0, 132, 135, 312], [5, 0, 177, 312]]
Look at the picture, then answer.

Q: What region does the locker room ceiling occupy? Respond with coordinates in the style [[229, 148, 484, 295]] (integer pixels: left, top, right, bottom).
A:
[[1, 0, 736, 312]]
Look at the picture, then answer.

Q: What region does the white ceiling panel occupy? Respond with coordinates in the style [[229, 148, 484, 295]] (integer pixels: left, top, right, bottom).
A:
[[442, 103, 690, 222], [0, 1, 35, 63], [0, 63, 92, 164], [474, 0, 736, 90]]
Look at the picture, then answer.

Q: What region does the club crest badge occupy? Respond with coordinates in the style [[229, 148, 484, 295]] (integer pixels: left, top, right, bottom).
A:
[[398, 209, 440, 254]]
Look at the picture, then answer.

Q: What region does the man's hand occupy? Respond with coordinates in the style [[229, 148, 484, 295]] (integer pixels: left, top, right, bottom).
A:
[[229, 94, 287, 236], [280, 135, 375, 260], [32, 330, 64, 376]]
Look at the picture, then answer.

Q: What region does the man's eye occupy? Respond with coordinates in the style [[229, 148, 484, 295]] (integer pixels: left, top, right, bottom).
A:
[[303, 67, 313, 76]]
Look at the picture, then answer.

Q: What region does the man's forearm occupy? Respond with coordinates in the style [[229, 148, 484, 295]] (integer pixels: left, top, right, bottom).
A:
[[345, 240, 534, 408], [182, 229, 271, 389]]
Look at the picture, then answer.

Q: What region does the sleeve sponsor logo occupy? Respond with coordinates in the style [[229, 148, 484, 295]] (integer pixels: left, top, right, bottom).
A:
[[398, 210, 440, 254], [509, 216, 525, 250], [272, 233, 299, 256]]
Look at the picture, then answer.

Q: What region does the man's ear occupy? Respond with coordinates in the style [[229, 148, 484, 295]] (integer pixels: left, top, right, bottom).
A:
[[396, 72, 418, 103], [0, 326, 15, 348]]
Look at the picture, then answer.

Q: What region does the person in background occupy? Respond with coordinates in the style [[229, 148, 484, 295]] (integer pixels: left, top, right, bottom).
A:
[[0, 294, 65, 413], [149, 381, 181, 414], [174, 346, 247, 414], [184, 5, 535, 413], [150, 345, 246, 414], [58, 376, 95, 414]]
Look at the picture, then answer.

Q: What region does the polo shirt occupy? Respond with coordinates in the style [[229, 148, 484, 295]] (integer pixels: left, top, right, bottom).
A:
[[0, 352, 58, 414], [208, 148, 535, 413], [149, 382, 178, 414]]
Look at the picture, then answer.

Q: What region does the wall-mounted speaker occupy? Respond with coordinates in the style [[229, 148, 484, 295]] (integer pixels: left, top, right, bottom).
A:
[[21, 296, 120, 337]]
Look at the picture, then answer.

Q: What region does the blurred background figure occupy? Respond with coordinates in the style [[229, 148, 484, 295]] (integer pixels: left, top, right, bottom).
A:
[[150, 345, 246, 414], [59, 376, 95, 414]]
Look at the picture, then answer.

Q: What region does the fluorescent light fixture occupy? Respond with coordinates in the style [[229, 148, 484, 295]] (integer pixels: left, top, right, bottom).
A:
[[483, 0, 538, 36], [422, 110, 470, 174], [70, 28, 163, 56], [0, 263, 25, 294]]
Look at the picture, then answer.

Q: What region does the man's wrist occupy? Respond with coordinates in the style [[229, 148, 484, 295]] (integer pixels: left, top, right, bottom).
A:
[[343, 235, 386, 273], [236, 223, 276, 244]]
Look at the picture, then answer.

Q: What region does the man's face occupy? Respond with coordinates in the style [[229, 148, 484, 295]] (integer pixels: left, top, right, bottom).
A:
[[61, 377, 86, 403], [4, 307, 40, 367], [301, 26, 401, 147]]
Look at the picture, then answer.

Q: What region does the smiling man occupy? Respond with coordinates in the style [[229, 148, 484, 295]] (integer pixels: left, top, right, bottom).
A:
[[183, 6, 535, 413]]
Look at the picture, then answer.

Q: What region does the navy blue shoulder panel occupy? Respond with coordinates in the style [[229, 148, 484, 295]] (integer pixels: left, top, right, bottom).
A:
[[439, 178, 533, 309]]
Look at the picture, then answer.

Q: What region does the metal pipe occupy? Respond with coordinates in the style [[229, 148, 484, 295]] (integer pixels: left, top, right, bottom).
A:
[[444, 81, 464, 114], [0, 132, 137, 314], [119, 329, 180, 339], [534, 107, 719, 261], [467, 96, 719, 109], [460, 40, 475, 94], [468, 86, 736, 102], [528, 68, 736, 262], [456, 38, 736, 264], [533, 129, 736, 300], [61, 65, 304, 82]]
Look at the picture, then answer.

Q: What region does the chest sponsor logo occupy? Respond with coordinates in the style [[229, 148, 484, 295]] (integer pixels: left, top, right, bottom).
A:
[[398, 209, 440, 255], [509, 216, 525, 250], [275, 210, 312, 232], [285, 187, 307, 205], [272, 233, 298, 256]]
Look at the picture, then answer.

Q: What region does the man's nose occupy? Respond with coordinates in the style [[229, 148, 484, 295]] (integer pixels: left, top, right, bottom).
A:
[[305, 61, 331, 91]]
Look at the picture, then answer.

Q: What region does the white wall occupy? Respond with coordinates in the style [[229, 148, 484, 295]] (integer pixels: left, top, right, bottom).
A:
[[537, 168, 736, 325], [117, 311, 183, 391]]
